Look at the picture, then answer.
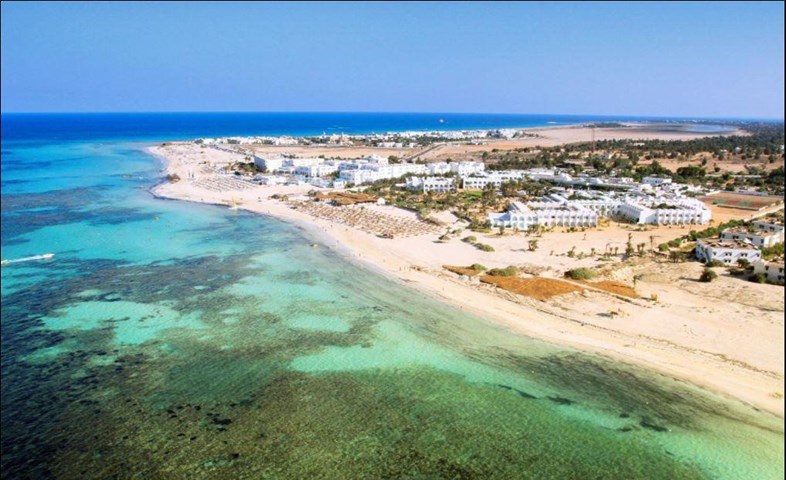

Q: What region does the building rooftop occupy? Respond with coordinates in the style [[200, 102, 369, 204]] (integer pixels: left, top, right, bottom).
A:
[[698, 238, 760, 250], [755, 216, 785, 227], [722, 226, 776, 236]]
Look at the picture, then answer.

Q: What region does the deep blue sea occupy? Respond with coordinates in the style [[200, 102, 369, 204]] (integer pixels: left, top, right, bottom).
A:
[[1, 113, 782, 479], [0, 111, 744, 143]]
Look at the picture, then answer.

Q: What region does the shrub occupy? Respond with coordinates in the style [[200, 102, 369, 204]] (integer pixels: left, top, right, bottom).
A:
[[166, 173, 181, 183], [705, 259, 726, 268], [699, 269, 718, 282], [475, 243, 495, 252], [488, 266, 518, 277], [565, 268, 597, 280], [749, 273, 767, 284], [658, 243, 670, 252], [470, 263, 487, 272], [462, 235, 478, 243]]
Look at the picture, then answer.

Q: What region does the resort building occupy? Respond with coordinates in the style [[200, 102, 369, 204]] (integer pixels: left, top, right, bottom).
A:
[[752, 217, 785, 234], [427, 162, 452, 175], [450, 161, 485, 176], [721, 226, 784, 248], [695, 239, 761, 265], [254, 175, 287, 186], [288, 157, 324, 168], [642, 176, 673, 186], [254, 156, 284, 173], [462, 171, 528, 190], [339, 162, 427, 185], [752, 258, 785, 284], [405, 176, 456, 193], [616, 198, 711, 225], [488, 201, 598, 230], [294, 164, 339, 178]]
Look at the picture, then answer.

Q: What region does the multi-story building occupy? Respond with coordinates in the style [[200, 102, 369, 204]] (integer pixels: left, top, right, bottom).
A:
[[752, 217, 785, 234], [617, 198, 711, 225], [294, 164, 339, 178], [427, 162, 452, 175], [752, 258, 785, 284], [489, 201, 598, 230], [695, 239, 761, 265], [406, 176, 456, 193], [450, 161, 485, 176], [462, 171, 528, 190], [642, 176, 673, 186], [339, 163, 427, 185], [253, 156, 284, 173], [721, 226, 784, 247]]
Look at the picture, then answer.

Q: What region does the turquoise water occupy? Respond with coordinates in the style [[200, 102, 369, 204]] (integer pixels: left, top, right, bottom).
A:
[[1, 115, 783, 478]]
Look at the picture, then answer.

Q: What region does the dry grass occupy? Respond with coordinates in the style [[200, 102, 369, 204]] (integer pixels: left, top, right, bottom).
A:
[[582, 280, 639, 299], [444, 265, 483, 277], [480, 276, 584, 301]]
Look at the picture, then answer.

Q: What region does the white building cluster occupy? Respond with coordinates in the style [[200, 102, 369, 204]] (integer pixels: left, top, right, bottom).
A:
[[459, 168, 639, 192], [489, 201, 598, 230], [405, 177, 456, 193], [254, 154, 433, 186], [695, 216, 783, 279], [488, 193, 712, 228], [720, 224, 784, 248], [695, 239, 762, 265]]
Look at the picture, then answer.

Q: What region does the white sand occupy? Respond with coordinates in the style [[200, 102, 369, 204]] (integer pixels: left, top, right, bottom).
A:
[[149, 140, 785, 417]]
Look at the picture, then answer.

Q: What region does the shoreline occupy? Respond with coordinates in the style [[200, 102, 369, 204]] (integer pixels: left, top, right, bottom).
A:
[[147, 140, 784, 419]]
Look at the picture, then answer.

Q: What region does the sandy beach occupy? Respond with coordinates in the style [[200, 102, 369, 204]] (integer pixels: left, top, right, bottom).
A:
[[149, 135, 784, 418]]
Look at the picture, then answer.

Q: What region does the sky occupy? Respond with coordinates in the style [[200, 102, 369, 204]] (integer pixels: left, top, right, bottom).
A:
[[1, 1, 784, 118]]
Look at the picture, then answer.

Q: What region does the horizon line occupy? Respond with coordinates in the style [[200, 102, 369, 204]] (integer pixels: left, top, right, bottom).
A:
[[1, 110, 783, 121]]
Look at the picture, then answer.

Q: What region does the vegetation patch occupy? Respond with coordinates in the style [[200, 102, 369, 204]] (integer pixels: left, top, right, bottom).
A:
[[487, 266, 519, 277], [480, 276, 584, 301], [699, 269, 718, 282], [475, 243, 495, 252], [564, 268, 597, 280], [443, 265, 485, 277]]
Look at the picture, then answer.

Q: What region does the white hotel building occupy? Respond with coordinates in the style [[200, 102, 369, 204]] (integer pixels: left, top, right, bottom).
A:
[[340, 163, 427, 185], [294, 163, 340, 178], [489, 201, 598, 230], [426, 161, 485, 176], [490, 193, 711, 228], [752, 258, 785, 284], [462, 171, 528, 190], [616, 198, 711, 225], [695, 239, 761, 265], [721, 226, 784, 248], [752, 217, 785, 235], [405, 176, 456, 193]]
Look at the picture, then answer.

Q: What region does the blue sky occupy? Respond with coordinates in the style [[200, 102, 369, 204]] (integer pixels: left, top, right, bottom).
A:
[[1, 1, 783, 118]]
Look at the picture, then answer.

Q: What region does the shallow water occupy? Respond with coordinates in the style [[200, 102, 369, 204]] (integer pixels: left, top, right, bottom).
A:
[[1, 120, 783, 479]]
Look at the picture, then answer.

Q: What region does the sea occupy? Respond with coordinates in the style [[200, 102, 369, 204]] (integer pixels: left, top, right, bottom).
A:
[[1, 112, 782, 479]]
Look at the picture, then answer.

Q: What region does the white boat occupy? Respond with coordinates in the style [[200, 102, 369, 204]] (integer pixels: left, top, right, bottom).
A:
[[1, 253, 55, 266]]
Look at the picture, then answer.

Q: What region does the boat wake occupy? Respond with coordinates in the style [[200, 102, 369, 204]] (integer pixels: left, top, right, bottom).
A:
[[1, 253, 55, 266]]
